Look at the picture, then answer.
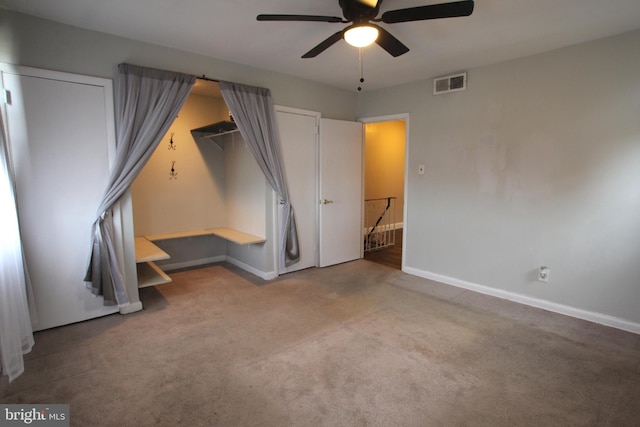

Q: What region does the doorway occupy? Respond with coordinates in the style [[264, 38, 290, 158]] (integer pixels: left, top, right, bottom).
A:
[[362, 117, 407, 270]]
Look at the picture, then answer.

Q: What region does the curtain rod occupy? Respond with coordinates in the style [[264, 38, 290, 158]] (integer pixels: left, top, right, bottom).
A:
[[197, 75, 219, 83]]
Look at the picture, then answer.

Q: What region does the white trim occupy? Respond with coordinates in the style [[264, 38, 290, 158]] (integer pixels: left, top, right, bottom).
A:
[[359, 113, 410, 124], [0, 63, 109, 87], [158, 254, 276, 280], [360, 123, 365, 260], [143, 253, 276, 281], [119, 301, 143, 315], [271, 190, 280, 276], [225, 256, 277, 280], [404, 267, 640, 335], [160, 256, 226, 272], [274, 105, 320, 118]]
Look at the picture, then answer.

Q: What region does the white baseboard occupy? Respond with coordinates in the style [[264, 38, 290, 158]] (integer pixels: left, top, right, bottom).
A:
[[225, 256, 277, 280], [161, 256, 226, 272], [158, 255, 274, 280], [119, 301, 143, 315], [403, 267, 640, 335]]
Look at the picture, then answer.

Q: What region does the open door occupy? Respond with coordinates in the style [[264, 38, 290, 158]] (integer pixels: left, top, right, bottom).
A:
[[319, 118, 363, 267]]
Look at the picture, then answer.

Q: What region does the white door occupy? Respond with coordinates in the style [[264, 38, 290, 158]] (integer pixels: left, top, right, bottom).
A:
[[2, 66, 119, 330], [319, 118, 363, 267], [276, 107, 319, 273]]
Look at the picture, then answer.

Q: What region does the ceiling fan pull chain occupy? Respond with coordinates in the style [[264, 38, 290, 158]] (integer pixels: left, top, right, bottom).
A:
[[358, 47, 365, 91]]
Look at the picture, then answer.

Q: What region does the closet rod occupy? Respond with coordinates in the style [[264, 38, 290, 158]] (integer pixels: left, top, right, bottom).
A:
[[197, 75, 219, 83]]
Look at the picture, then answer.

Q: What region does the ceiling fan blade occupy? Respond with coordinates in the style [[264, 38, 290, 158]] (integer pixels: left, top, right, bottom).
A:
[[257, 14, 344, 23], [302, 30, 345, 58], [381, 0, 474, 24], [371, 24, 409, 57]]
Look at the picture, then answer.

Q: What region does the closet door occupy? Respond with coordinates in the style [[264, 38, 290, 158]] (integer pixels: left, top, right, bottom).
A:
[[276, 111, 362, 272], [2, 65, 119, 330], [276, 107, 319, 273]]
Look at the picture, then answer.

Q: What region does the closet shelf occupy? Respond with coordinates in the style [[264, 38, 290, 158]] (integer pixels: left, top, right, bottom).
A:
[[137, 261, 172, 288], [191, 121, 238, 150], [198, 130, 239, 150], [134, 236, 172, 288], [134, 236, 170, 263]]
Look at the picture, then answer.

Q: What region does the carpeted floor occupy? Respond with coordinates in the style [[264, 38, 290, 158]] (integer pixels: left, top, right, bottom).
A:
[[2, 260, 639, 426]]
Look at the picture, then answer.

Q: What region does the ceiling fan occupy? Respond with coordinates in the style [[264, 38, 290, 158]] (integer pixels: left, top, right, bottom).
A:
[[257, 0, 475, 58]]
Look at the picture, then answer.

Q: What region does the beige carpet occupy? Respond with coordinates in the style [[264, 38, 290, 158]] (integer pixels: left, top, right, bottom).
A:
[[2, 260, 639, 426]]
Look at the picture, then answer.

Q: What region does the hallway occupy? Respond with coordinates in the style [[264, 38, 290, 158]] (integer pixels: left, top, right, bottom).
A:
[[363, 228, 402, 270]]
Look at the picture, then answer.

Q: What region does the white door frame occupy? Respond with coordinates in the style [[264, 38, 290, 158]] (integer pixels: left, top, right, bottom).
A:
[[358, 113, 410, 272]]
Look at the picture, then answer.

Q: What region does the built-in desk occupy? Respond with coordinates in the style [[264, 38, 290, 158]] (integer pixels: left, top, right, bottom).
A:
[[145, 228, 266, 245], [135, 228, 266, 288]]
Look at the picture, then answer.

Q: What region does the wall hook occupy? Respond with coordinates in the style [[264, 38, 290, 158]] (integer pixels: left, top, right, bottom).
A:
[[168, 132, 177, 150], [169, 160, 178, 180]]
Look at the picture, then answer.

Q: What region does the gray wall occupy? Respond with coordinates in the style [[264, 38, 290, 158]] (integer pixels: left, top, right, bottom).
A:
[[0, 10, 357, 120], [358, 30, 640, 326]]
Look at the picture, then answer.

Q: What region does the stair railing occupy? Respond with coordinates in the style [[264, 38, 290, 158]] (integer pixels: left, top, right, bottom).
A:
[[364, 197, 397, 252]]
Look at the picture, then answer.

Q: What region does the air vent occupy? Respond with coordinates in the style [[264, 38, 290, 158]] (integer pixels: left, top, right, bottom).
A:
[[433, 72, 467, 95]]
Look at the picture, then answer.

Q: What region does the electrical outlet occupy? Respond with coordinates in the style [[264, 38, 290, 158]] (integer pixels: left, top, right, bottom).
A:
[[418, 165, 425, 175], [538, 266, 550, 283]]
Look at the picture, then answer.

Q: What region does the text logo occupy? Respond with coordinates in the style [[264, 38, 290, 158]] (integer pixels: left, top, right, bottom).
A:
[[1, 405, 69, 427]]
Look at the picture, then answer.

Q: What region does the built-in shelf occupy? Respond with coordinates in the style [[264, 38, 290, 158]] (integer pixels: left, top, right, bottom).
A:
[[198, 130, 239, 150], [134, 236, 172, 288], [146, 227, 266, 245], [137, 261, 172, 288], [134, 228, 265, 288], [191, 121, 238, 150], [135, 236, 170, 263]]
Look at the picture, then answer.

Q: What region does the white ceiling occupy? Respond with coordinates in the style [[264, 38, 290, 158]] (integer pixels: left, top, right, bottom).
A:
[[2, 0, 640, 92]]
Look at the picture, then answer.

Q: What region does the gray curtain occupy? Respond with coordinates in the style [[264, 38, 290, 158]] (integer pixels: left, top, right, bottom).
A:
[[85, 64, 195, 306], [0, 107, 35, 382], [219, 81, 300, 268]]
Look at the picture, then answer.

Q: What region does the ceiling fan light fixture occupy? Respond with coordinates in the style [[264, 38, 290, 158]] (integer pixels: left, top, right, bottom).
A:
[[258, 0, 475, 58], [344, 25, 379, 47]]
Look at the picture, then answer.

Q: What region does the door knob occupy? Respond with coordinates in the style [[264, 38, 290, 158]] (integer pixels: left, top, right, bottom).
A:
[[321, 198, 334, 205]]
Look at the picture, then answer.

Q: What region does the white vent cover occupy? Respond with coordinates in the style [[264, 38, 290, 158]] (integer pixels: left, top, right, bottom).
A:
[[433, 72, 467, 95]]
